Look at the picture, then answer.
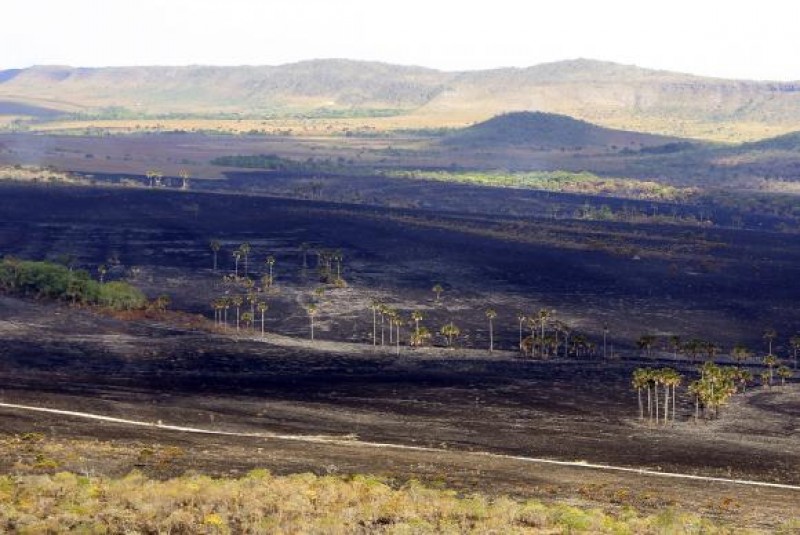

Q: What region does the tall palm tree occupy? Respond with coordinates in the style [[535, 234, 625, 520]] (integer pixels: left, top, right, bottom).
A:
[[393, 315, 402, 355], [222, 297, 230, 329], [231, 295, 243, 332], [517, 312, 526, 353], [763, 328, 777, 355], [632, 368, 648, 420], [763, 354, 779, 385], [232, 250, 242, 278], [257, 301, 268, 339], [485, 308, 497, 353], [411, 310, 423, 338], [300, 242, 310, 269], [432, 284, 443, 303], [306, 304, 318, 340], [537, 309, 552, 357], [371, 300, 382, 347], [333, 250, 343, 281], [239, 243, 251, 276], [97, 264, 107, 284], [210, 239, 221, 272], [179, 169, 190, 190], [265, 255, 275, 286], [790, 335, 800, 370]]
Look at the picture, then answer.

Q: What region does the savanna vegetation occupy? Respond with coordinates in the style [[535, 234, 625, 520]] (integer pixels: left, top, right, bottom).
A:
[[0, 468, 772, 534], [0, 257, 147, 310]]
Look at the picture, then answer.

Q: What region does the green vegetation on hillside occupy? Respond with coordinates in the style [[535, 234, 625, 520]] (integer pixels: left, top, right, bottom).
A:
[[387, 169, 699, 201], [0, 258, 146, 310], [0, 468, 760, 533]]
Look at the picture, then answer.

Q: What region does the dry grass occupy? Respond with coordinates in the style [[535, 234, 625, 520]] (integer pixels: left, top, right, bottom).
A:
[[0, 467, 767, 534]]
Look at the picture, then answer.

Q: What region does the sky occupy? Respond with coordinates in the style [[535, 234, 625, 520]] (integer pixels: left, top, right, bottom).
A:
[[4, 0, 799, 81]]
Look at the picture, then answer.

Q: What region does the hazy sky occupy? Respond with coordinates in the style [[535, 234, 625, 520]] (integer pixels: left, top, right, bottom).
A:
[[5, 0, 798, 81]]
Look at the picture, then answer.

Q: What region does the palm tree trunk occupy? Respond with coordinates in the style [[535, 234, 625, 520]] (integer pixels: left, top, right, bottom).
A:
[[637, 388, 643, 420], [489, 319, 494, 353], [372, 308, 377, 347], [664, 385, 669, 425], [647, 386, 652, 422], [654, 383, 660, 424], [672, 385, 676, 422], [261, 310, 265, 339]]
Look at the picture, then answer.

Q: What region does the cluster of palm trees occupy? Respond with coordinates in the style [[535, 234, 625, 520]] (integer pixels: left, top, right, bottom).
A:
[[631, 367, 682, 424], [633, 357, 795, 424], [208, 241, 281, 339], [517, 309, 593, 359], [637, 330, 800, 372]]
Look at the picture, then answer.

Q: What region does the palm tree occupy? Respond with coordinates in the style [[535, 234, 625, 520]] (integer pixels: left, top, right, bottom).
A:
[[537, 309, 552, 358], [393, 315, 402, 355], [763, 354, 779, 385], [333, 250, 343, 281], [370, 300, 382, 347], [306, 304, 318, 340], [790, 335, 800, 370], [222, 298, 230, 329], [603, 323, 609, 361], [300, 242, 310, 269], [777, 366, 793, 386], [441, 322, 460, 348], [97, 264, 107, 284], [257, 301, 268, 339], [265, 255, 275, 287], [239, 243, 251, 276], [210, 239, 221, 272], [637, 334, 657, 358], [385, 308, 397, 344], [731, 344, 752, 364], [179, 169, 190, 190], [231, 295, 243, 331], [241, 311, 254, 332], [669, 335, 682, 359], [411, 310, 423, 338], [232, 250, 242, 278], [410, 326, 432, 348], [632, 368, 649, 420], [763, 328, 777, 355], [485, 308, 497, 353], [660, 368, 681, 423], [432, 284, 444, 303], [517, 312, 526, 353]]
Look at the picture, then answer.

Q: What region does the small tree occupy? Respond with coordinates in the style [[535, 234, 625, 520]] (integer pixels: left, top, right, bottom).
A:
[[731, 344, 752, 364], [239, 243, 251, 276], [777, 365, 793, 386], [441, 322, 460, 348], [432, 284, 444, 303], [241, 311, 254, 332], [232, 295, 243, 331]]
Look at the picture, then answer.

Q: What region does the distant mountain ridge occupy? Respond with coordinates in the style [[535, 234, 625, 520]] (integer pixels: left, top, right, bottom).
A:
[[2, 58, 800, 140]]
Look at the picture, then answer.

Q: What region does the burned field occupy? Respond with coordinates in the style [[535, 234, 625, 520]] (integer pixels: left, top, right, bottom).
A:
[[0, 182, 799, 528]]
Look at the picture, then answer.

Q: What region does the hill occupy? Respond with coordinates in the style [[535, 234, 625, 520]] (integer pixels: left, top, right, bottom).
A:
[[440, 111, 680, 150], [2, 58, 800, 140]]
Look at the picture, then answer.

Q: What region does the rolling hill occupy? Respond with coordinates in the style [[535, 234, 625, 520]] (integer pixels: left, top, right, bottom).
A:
[[440, 111, 681, 150], [2, 59, 800, 140]]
